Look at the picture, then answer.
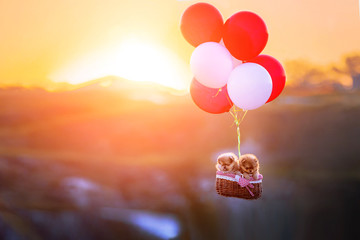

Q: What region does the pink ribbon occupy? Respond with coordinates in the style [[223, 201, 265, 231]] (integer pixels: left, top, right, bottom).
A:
[[216, 171, 263, 197], [236, 176, 254, 196]]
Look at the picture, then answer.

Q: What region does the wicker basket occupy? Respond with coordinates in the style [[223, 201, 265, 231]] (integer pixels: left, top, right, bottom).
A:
[[216, 171, 263, 199]]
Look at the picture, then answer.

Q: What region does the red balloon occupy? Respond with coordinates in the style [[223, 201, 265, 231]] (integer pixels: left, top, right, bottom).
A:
[[250, 55, 286, 103], [223, 11, 268, 61], [190, 78, 233, 114], [180, 3, 223, 47]]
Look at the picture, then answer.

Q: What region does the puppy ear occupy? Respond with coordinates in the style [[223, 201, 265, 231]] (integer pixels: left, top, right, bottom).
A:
[[249, 154, 258, 161]]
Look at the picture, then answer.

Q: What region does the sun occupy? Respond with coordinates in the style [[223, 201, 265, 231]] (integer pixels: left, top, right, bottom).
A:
[[49, 38, 191, 91]]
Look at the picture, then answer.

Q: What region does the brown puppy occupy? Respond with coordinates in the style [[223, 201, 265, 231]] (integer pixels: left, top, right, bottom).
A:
[[238, 154, 260, 180], [216, 152, 239, 172]]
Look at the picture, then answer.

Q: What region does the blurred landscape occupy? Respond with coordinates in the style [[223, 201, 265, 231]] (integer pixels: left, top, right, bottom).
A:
[[1, 0, 360, 238], [1, 56, 360, 239]]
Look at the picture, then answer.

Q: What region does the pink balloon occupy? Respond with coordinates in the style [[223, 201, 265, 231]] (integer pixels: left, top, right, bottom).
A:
[[250, 55, 286, 103], [223, 11, 268, 61], [190, 78, 233, 114], [220, 39, 243, 68], [180, 3, 223, 47], [190, 42, 233, 88]]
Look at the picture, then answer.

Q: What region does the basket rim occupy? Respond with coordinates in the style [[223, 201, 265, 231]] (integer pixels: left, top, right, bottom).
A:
[[216, 171, 263, 184]]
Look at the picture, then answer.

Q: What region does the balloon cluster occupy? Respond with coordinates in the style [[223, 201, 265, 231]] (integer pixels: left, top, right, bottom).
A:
[[181, 3, 286, 113]]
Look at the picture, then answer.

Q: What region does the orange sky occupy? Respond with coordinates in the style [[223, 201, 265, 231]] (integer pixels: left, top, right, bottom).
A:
[[1, 0, 360, 90]]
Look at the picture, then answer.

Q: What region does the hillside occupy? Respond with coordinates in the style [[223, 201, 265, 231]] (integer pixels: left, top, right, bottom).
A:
[[0, 82, 359, 239]]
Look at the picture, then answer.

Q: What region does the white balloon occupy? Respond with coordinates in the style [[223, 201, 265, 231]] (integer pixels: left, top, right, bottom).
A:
[[190, 42, 233, 88], [227, 63, 272, 110]]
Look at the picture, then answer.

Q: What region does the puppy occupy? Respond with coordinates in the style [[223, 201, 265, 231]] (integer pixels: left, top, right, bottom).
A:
[[216, 152, 239, 173], [238, 154, 260, 180]]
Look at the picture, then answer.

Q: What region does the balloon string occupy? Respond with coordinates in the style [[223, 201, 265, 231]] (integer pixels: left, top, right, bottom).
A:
[[239, 110, 248, 124], [225, 92, 232, 106], [236, 120, 241, 158], [212, 88, 222, 98], [229, 106, 248, 158], [224, 89, 248, 158]]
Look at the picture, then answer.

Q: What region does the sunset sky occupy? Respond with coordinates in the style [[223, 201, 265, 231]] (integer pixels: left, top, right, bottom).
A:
[[1, 0, 360, 90]]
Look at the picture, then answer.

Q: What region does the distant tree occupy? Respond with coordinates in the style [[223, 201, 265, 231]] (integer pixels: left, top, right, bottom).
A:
[[333, 54, 360, 90], [284, 60, 337, 94]]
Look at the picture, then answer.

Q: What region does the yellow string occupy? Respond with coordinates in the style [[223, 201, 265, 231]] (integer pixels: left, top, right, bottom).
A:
[[212, 88, 222, 98], [225, 90, 248, 158], [239, 110, 248, 124], [230, 106, 248, 158]]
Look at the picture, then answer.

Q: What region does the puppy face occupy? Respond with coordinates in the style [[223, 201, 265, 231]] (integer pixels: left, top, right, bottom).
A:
[[216, 153, 238, 172], [239, 154, 259, 174]]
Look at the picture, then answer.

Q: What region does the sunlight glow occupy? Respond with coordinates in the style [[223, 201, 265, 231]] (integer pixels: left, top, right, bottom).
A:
[[49, 38, 191, 90]]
